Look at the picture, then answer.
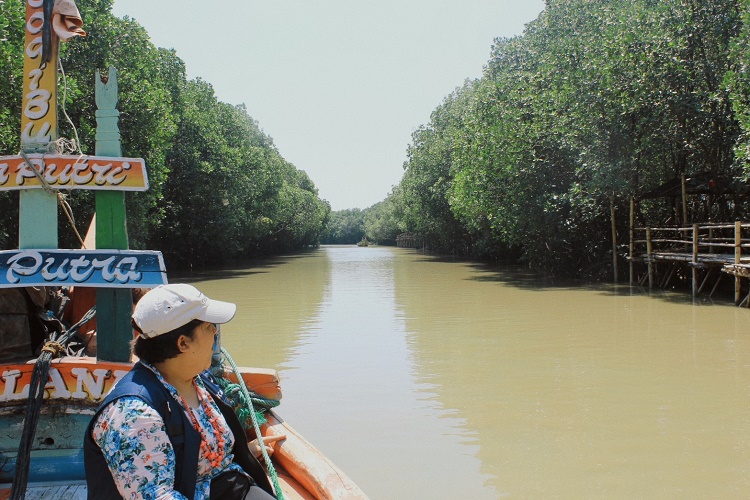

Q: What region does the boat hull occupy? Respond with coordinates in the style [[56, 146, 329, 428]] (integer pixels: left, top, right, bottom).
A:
[[0, 357, 366, 498]]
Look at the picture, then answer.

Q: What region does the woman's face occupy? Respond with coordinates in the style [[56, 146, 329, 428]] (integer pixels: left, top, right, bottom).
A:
[[185, 321, 218, 373]]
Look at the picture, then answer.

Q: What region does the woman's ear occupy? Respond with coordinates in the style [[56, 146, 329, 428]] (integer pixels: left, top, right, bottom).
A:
[[177, 335, 191, 353]]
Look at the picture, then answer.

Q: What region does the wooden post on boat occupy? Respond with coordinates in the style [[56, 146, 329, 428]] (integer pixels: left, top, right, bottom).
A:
[[94, 68, 134, 362], [1, 21, 164, 362], [611, 196, 618, 283], [646, 226, 654, 289], [629, 196, 635, 285], [735, 221, 742, 305], [18, 0, 61, 249], [692, 224, 698, 297]]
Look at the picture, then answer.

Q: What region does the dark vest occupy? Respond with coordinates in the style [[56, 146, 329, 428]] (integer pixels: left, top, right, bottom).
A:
[[83, 362, 274, 499]]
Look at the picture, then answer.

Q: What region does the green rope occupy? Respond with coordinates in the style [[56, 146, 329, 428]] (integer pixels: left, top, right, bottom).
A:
[[220, 348, 284, 500]]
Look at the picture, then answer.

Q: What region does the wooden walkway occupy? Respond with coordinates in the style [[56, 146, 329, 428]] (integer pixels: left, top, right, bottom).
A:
[[396, 232, 415, 248], [629, 221, 750, 305], [0, 470, 312, 499], [0, 481, 86, 499]]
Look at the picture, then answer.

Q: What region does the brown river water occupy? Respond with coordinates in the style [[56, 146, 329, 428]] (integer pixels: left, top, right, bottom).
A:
[[180, 245, 750, 499]]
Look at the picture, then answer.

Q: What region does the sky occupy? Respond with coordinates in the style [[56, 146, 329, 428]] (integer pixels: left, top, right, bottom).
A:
[[111, 1, 546, 211]]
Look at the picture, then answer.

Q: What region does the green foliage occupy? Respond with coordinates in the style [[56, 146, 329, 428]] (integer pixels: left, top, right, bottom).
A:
[[0, 0, 23, 154], [363, 187, 406, 245], [397, 0, 746, 278], [0, 2, 330, 266], [321, 209, 366, 245], [727, 0, 750, 166], [400, 83, 476, 254]]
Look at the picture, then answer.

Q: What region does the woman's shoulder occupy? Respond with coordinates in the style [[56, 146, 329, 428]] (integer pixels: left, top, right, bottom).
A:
[[97, 396, 163, 426]]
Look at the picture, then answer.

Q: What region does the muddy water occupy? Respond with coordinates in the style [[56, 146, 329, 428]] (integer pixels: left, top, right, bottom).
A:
[[181, 246, 750, 499]]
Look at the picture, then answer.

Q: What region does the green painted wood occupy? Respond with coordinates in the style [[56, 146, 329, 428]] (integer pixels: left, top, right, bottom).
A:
[[18, 191, 58, 249], [95, 192, 128, 249], [94, 67, 131, 363], [94, 288, 134, 363]]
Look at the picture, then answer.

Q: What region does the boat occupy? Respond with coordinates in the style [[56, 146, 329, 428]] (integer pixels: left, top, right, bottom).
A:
[[0, 3, 366, 499], [0, 357, 365, 499]]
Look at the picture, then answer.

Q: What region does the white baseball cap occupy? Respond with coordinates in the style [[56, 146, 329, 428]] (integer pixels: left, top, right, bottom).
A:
[[132, 284, 236, 338]]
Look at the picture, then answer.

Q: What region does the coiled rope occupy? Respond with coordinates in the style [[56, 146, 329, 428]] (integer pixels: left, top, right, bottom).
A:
[[219, 347, 284, 500], [10, 305, 96, 500]]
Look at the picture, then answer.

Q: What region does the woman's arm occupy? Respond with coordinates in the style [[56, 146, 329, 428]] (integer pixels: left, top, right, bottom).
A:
[[91, 397, 188, 500]]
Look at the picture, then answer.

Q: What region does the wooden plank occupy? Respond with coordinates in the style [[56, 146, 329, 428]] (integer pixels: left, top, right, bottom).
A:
[[0, 249, 167, 288], [19, 0, 59, 250], [94, 67, 134, 363], [3, 481, 87, 500], [96, 191, 128, 249], [0, 358, 131, 406], [0, 154, 148, 191], [95, 287, 135, 362]]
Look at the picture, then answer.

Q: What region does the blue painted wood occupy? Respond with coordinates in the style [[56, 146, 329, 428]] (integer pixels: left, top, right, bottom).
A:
[[0, 249, 166, 287]]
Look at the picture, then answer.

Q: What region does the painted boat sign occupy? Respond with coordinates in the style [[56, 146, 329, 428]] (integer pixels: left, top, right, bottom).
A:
[[0, 359, 130, 407], [0, 154, 148, 191], [0, 249, 167, 287]]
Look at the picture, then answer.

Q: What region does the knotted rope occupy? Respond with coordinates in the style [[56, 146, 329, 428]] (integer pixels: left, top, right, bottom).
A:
[[10, 306, 96, 500], [219, 348, 284, 500]]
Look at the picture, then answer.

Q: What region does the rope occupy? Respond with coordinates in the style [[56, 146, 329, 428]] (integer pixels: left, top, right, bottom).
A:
[[57, 57, 84, 158], [10, 306, 96, 500], [220, 348, 284, 500], [18, 150, 87, 248], [18, 57, 88, 248]]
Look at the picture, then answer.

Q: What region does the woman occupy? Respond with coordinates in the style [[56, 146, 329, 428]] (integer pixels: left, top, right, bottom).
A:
[[83, 284, 282, 499]]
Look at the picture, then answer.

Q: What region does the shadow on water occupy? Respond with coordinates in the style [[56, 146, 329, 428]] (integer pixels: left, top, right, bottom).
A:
[[393, 247, 750, 497], [409, 251, 742, 308], [171, 250, 319, 281]]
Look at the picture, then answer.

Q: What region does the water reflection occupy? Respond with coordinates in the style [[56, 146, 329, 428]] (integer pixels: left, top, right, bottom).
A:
[[176, 251, 330, 369], [394, 253, 750, 498], [177, 246, 750, 499]]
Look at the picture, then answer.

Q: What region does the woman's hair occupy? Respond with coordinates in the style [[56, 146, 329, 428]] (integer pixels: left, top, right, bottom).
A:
[[131, 319, 203, 364]]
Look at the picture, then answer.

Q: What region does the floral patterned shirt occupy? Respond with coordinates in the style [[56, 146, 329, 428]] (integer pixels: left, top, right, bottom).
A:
[[91, 363, 245, 500]]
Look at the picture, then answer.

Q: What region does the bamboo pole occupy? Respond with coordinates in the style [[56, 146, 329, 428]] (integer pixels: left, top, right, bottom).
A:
[[710, 272, 723, 297], [682, 174, 688, 225], [697, 268, 712, 295], [663, 263, 677, 289], [629, 196, 634, 285], [611, 196, 618, 283], [692, 224, 698, 297], [646, 226, 653, 289], [735, 221, 742, 305]]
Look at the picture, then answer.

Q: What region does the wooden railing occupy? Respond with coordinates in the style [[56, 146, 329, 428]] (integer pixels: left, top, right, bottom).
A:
[[630, 221, 750, 303]]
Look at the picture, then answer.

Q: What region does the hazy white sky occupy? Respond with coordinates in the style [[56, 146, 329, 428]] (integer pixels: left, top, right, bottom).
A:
[[111, 1, 545, 210]]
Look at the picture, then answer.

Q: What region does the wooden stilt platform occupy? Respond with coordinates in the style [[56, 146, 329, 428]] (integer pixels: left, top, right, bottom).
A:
[[629, 221, 750, 305]]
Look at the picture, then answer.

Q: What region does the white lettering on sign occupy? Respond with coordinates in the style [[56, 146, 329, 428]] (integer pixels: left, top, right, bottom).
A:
[[1, 370, 28, 400], [1, 366, 130, 402], [22, 0, 55, 146], [0, 249, 167, 288], [5, 250, 143, 285], [26, 11, 44, 35], [71, 367, 111, 399], [0, 154, 147, 191], [21, 121, 52, 145], [24, 88, 52, 120], [46, 368, 72, 398], [28, 68, 43, 90]]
